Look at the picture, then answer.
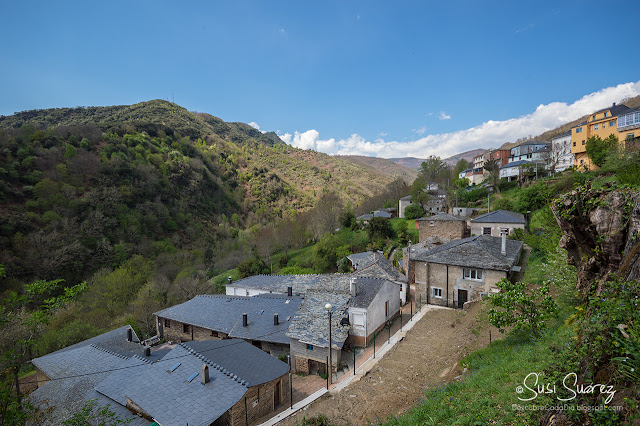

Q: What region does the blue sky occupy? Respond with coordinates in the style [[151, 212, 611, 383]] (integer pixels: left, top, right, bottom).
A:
[[1, 0, 639, 158]]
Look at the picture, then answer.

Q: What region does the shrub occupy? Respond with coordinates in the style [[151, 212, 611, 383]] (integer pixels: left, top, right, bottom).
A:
[[403, 204, 425, 220]]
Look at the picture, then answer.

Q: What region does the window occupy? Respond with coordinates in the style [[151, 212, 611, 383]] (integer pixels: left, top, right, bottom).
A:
[[164, 319, 171, 328], [483, 227, 491, 235], [580, 159, 584, 164], [604, 112, 608, 117], [592, 115, 596, 120], [432, 287, 443, 298], [576, 127, 583, 133], [306, 344, 313, 351], [627, 133, 635, 140], [582, 140, 585, 145], [211, 330, 218, 337], [610, 120, 616, 127], [429, 220, 435, 227], [183, 324, 190, 333], [526, 153, 532, 159], [573, 141, 576, 146], [463, 268, 482, 281]]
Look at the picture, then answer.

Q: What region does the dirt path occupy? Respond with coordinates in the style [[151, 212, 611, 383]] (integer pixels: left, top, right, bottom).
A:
[[280, 301, 503, 425]]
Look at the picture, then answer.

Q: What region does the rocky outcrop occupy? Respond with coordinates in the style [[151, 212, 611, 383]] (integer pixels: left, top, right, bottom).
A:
[[551, 183, 640, 300]]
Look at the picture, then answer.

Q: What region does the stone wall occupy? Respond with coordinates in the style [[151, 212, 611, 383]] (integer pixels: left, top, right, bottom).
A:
[[227, 374, 290, 426], [418, 219, 466, 241], [156, 317, 227, 342]]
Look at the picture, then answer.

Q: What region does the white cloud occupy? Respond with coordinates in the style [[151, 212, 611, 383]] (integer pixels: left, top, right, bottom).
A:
[[438, 111, 451, 120], [278, 129, 336, 152], [378, 131, 388, 137], [412, 126, 427, 135], [248, 122, 260, 130], [278, 81, 640, 159]]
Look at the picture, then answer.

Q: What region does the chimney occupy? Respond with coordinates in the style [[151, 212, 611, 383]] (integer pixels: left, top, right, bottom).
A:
[[274, 314, 279, 325], [501, 230, 507, 256], [613, 102, 616, 107], [228, 276, 232, 284], [144, 346, 151, 357], [242, 313, 248, 327], [201, 364, 210, 384], [127, 328, 132, 342], [287, 286, 292, 297], [350, 277, 357, 297]]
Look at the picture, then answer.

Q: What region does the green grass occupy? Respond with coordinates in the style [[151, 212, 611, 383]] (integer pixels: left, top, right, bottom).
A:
[[382, 322, 574, 425]]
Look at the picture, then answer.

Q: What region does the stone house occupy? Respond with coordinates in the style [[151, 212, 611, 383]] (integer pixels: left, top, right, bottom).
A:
[[398, 195, 413, 218], [402, 236, 450, 287], [154, 293, 303, 356], [286, 291, 350, 376], [412, 234, 523, 308], [470, 209, 525, 237], [348, 251, 409, 305], [95, 339, 290, 426], [30, 327, 291, 425], [416, 213, 467, 241]]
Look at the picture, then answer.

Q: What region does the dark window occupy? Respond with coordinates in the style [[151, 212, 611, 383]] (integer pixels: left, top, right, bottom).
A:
[[306, 344, 313, 351], [183, 324, 190, 333], [483, 227, 492, 235], [164, 319, 170, 328], [573, 141, 576, 146], [211, 330, 218, 337], [582, 140, 585, 145]]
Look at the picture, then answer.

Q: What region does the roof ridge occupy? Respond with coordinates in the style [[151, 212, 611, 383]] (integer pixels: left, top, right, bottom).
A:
[[185, 341, 249, 386], [88, 343, 129, 360]]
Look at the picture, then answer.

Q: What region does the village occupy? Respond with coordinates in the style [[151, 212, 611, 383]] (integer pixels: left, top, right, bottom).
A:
[[24, 101, 640, 425]]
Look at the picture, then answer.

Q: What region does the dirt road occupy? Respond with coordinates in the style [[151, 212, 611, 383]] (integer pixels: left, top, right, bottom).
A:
[[281, 301, 501, 425]]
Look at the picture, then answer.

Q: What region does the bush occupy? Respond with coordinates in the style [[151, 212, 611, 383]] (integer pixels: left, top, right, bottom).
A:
[[237, 256, 270, 278], [403, 204, 425, 220]]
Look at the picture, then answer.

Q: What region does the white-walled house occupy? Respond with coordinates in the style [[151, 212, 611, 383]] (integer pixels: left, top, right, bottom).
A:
[[551, 130, 574, 172], [470, 209, 525, 237]]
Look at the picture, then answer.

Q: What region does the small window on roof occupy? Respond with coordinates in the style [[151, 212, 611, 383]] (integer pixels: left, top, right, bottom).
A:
[[187, 372, 199, 382], [169, 362, 181, 372]]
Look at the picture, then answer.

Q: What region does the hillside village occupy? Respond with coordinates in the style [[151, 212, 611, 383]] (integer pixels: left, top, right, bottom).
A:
[[3, 98, 640, 425]]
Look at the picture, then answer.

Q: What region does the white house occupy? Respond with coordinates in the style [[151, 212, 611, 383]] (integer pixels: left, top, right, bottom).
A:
[[551, 131, 574, 172]]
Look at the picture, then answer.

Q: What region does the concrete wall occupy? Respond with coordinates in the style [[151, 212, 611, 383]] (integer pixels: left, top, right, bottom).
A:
[[227, 374, 291, 426], [365, 281, 401, 341], [418, 220, 466, 242], [424, 263, 507, 308], [470, 222, 524, 237], [289, 339, 341, 374], [399, 198, 412, 218], [226, 286, 271, 296]]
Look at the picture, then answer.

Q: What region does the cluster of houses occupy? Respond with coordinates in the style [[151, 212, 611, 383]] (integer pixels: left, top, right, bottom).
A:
[[29, 207, 526, 424], [461, 102, 640, 183], [29, 251, 408, 425]]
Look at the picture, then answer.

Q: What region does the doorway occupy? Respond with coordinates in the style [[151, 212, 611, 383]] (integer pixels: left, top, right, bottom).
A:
[[457, 289, 468, 309]]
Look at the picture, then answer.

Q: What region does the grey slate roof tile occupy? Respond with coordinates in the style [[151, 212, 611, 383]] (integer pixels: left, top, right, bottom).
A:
[[416, 213, 466, 222], [155, 293, 302, 344], [471, 209, 525, 224], [229, 273, 352, 295], [415, 235, 523, 271], [286, 292, 350, 348]]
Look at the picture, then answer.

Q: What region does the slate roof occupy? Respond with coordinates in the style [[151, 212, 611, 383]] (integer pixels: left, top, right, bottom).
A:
[[229, 273, 351, 295], [155, 293, 302, 344], [406, 236, 451, 261], [593, 103, 630, 117], [417, 235, 523, 271], [28, 327, 163, 426], [471, 209, 525, 224], [347, 251, 381, 269], [350, 277, 392, 309], [416, 213, 466, 222], [353, 253, 408, 283], [96, 339, 287, 426], [552, 130, 572, 140], [400, 195, 412, 201], [286, 292, 350, 348]]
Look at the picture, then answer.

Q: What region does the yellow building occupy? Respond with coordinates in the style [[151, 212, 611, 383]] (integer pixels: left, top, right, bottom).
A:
[[571, 103, 631, 170]]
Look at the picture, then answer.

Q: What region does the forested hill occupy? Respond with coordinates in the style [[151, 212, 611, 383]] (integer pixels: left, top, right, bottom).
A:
[[0, 100, 401, 287]]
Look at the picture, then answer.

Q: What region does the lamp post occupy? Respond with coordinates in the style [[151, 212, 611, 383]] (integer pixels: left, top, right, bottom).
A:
[[325, 303, 332, 386]]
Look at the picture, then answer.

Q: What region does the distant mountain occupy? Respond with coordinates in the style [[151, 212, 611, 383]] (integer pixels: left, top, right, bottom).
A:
[[337, 155, 418, 184], [389, 148, 486, 170], [0, 100, 399, 283]]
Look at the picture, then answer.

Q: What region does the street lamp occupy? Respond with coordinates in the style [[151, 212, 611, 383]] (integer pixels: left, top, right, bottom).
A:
[[325, 303, 332, 386]]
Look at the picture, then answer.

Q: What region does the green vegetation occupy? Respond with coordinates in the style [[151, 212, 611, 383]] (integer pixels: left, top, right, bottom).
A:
[[586, 134, 618, 167]]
